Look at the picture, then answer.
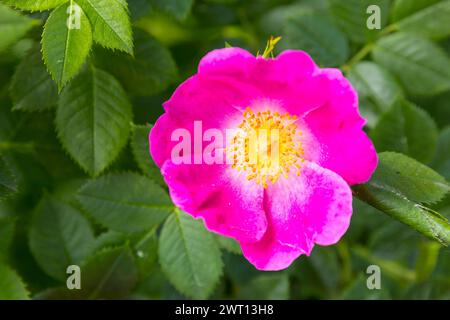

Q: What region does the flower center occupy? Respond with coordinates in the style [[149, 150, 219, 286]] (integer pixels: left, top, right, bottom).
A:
[[228, 107, 304, 188]]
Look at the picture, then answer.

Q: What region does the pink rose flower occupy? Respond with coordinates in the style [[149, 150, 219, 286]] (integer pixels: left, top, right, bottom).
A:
[[149, 48, 378, 270]]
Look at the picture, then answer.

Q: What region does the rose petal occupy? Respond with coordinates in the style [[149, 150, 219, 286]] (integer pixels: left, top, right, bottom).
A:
[[240, 161, 353, 270]]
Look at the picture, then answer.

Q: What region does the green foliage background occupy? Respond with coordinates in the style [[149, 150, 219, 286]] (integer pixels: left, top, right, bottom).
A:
[[0, 0, 449, 300]]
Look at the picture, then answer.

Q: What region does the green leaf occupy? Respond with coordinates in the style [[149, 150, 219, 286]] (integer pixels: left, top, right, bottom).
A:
[[150, 0, 194, 21], [308, 246, 340, 293], [77, 173, 172, 233], [0, 3, 38, 52], [353, 152, 450, 246], [42, 1, 93, 90], [370, 99, 439, 163], [391, 0, 441, 21], [372, 32, 450, 96], [0, 217, 14, 262], [327, 0, 390, 43], [431, 127, 450, 180], [77, 0, 133, 54], [91, 229, 159, 279], [38, 246, 139, 299], [237, 274, 289, 299], [159, 210, 223, 299], [130, 123, 165, 186], [368, 152, 450, 204], [215, 234, 241, 255], [0, 264, 29, 300], [93, 30, 177, 96], [347, 62, 403, 114], [133, 229, 158, 279], [80, 246, 138, 299], [283, 11, 349, 67], [29, 195, 95, 280], [2, 0, 68, 11], [0, 156, 18, 200], [353, 245, 417, 282], [56, 67, 132, 176], [10, 46, 58, 111], [395, 0, 450, 40]]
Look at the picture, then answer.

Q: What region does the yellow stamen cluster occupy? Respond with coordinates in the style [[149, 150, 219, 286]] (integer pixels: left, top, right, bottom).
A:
[[228, 107, 304, 188]]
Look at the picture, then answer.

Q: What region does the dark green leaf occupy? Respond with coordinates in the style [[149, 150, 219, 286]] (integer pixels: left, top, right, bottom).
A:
[[237, 274, 289, 299], [327, 0, 390, 43], [432, 127, 450, 180], [150, 0, 194, 21], [10, 46, 58, 111], [284, 11, 349, 67], [130, 123, 165, 186], [29, 195, 95, 280], [0, 156, 18, 200], [94, 30, 176, 96], [0, 217, 14, 262], [370, 99, 439, 163]]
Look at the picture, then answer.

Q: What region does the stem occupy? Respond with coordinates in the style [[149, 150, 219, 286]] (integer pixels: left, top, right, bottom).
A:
[[340, 23, 398, 72], [341, 43, 374, 72]]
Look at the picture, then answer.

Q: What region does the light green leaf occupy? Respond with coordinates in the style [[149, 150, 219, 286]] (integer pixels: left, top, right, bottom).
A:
[[0, 264, 29, 300], [42, 1, 93, 90], [327, 0, 390, 43], [159, 210, 223, 299], [353, 152, 450, 246], [77, 0, 133, 54], [29, 195, 95, 281], [2, 0, 68, 11], [372, 32, 450, 96], [93, 30, 177, 96], [237, 274, 289, 300], [391, 0, 441, 21], [415, 241, 441, 282], [395, 0, 450, 40], [0, 3, 39, 52], [283, 11, 349, 67], [77, 173, 172, 233], [56, 67, 132, 176], [367, 152, 450, 204], [0, 157, 18, 200], [347, 62, 403, 114], [10, 46, 58, 111], [370, 99, 439, 163], [130, 123, 165, 186], [432, 127, 450, 180]]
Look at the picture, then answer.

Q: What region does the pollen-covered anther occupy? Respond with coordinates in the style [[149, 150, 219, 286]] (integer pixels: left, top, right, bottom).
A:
[[228, 107, 304, 188]]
